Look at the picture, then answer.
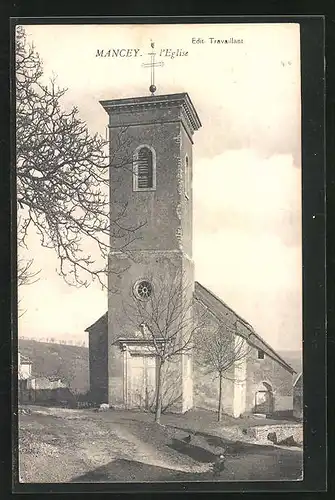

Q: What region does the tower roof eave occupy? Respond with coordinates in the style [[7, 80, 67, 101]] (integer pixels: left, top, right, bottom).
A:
[[100, 92, 202, 134]]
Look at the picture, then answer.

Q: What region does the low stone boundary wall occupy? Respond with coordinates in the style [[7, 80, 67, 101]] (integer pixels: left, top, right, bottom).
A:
[[246, 423, 303, 445]]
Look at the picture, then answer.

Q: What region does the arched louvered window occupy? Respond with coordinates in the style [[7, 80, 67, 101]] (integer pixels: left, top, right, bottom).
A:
[[133, 145, 156, 191]]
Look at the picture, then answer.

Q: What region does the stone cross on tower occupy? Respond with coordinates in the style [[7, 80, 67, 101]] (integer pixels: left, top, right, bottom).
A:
[[141, 41, 164, 95]]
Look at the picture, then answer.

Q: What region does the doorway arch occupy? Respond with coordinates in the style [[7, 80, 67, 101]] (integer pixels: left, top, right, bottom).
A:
[[254, 381, 274, 415]]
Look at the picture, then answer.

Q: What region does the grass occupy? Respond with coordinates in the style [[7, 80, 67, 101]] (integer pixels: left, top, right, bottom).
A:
[[18, 406, 303, 483]]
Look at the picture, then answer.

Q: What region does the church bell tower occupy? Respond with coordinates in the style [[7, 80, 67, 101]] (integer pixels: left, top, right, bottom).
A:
[[100, 91, 201, 412]]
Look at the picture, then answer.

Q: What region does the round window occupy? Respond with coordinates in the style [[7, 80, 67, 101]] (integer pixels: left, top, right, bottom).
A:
[[134, 280, 152, 300]]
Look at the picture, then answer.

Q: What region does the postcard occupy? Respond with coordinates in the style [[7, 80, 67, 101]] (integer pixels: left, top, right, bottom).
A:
[[14, 21, 307, 485]]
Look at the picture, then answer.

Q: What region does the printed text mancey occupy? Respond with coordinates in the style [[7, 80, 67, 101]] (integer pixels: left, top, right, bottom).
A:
[[96, 48, 189, 58]]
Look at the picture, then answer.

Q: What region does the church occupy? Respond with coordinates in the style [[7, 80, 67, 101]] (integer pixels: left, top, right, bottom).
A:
[[86, 88, 296, 419]]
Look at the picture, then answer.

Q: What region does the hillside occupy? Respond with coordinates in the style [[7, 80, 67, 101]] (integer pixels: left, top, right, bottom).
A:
[[17, 340, 302, 396], [18, 339, 89, 394]]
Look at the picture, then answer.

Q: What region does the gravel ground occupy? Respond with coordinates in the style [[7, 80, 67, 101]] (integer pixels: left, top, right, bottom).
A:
[[18, 406, 303, 483]]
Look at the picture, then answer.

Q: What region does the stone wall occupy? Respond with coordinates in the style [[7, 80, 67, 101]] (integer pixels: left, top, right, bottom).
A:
[[108, 119, 183, 253], [29, 377, 66, 390], [246, 423, 303, 446], [293, 374, 303, 420], [193, 362, 235, 415], [193, 299, 236, 416], [179, 125, 193, 259], [245, 346, 294, 415], [19, 387, 75, 405], [193, 291, 295, 418], [105, 96, 198, 413], [161, 356, 183, 413], [88, 326, 108, 404]]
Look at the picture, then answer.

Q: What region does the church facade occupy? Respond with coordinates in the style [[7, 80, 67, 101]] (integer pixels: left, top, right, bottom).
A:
[[86, 91, 296, 418]]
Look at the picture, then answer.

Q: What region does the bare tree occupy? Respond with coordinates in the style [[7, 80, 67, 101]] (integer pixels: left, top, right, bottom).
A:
[[196, 321, 251, 422], [17, 258, 41, 317], [49, 361, 78, 391], [18, 258, 41, 287], [15, 26, 142, 289], [123, 265, 205, 424]]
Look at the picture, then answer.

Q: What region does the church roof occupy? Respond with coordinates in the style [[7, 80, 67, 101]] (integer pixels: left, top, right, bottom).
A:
[[85, 312, 108, 333], [194, 282, 296, 374], [85, 285, 295, 374], [293, 372, 303, 387]]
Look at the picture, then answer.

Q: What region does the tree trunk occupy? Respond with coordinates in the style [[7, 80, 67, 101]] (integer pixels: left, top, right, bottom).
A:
[[155, 359, 164, 424], [218, 372, 223, 422]]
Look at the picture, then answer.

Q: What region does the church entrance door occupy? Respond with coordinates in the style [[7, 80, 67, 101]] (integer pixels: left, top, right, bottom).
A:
[[128, 354, 156, 410]]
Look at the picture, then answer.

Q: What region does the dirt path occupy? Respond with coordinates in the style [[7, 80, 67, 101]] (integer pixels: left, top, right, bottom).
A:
[[19, 407, 209, 482], [18, 406, 303, 483], [77, 415, 209, 473]]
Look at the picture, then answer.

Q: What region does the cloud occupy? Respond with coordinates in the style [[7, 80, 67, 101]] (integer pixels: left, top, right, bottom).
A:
[[193, 149, 302, 350], [18, 230, 107, 341], [19, 270, 107, 341], [17, 24, 302, 351], [25, 23, 301, 164], [194, 150, 301, 246]]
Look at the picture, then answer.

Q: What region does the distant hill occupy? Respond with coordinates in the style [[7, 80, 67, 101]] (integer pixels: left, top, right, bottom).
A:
[[277, 350, 302, 374], [18, 339, 89, 394], [18, 339, 302, 396]]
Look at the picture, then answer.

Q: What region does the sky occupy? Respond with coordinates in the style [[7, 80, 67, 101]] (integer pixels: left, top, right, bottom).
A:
[[17, 23, 302, 351]]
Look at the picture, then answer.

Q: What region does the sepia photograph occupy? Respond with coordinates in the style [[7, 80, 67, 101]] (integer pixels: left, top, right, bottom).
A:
[[15, 22, 304, 483]]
